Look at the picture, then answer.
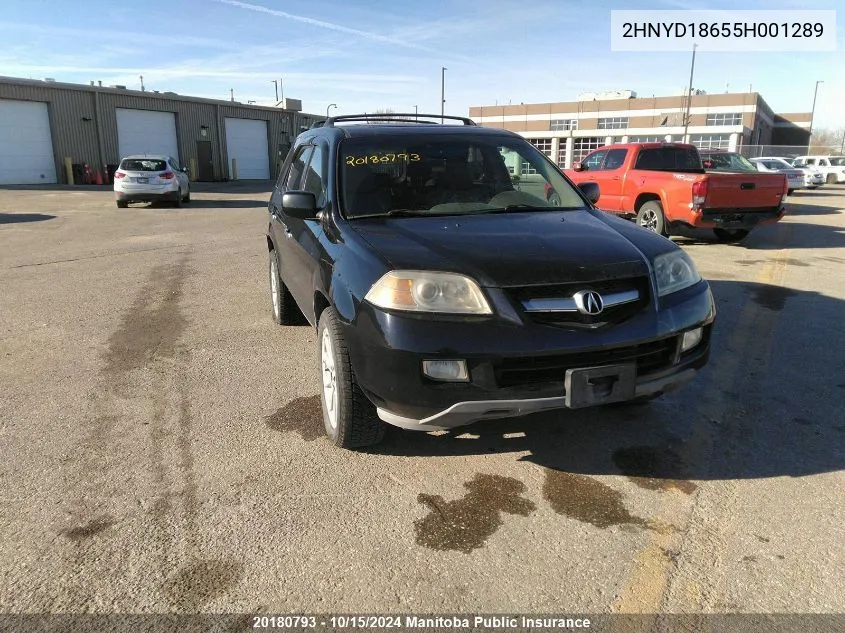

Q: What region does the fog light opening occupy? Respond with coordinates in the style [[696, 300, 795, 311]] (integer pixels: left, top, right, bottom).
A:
[[681, 327, 703, 352], [422, 359, 469, 382]]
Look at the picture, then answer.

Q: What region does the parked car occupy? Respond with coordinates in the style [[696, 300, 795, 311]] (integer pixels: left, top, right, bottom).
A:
[[765, 157, 825, 188], [748, 157, 806, 194], [113, 155, 191, 208], [790, 155, 845, 184], [266, 113, 715, 449], [564, 143, 787, 243]]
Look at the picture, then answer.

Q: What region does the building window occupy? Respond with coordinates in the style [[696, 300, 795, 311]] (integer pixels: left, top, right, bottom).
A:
[[521, 139, 553, 174], [706, 112, 742, 126], [550, 119, 577, 131], [597, 116, 629, 130], [628, 135, 664, 143], [573, 137, 607, 162], [690, 134, 731, 149]]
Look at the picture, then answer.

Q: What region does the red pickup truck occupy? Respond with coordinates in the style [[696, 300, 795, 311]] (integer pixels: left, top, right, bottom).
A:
[[562, 143, 787, 242]]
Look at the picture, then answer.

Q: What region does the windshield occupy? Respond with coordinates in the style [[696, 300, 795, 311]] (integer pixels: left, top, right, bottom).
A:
[[829, 157, 845, 166], [338, 134, 585, 218], [119, 158, 167, 172], [701, 153, 757, 172]]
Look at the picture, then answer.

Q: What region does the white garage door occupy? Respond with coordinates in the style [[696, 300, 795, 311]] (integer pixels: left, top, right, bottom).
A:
[[0, 100, 57, 185], [116, 109, 179, 162], [224, 118, 270, 179]]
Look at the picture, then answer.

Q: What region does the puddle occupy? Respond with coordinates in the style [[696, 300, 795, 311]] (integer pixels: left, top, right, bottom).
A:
[[749, 285, 798, 311], [612, 446, 697, 494], [542, 470, 650, 530], [415, 474, 536, 553], [59, 516, 115, 541], [161, 558, 243, 611], [265, 395, 323, 441]]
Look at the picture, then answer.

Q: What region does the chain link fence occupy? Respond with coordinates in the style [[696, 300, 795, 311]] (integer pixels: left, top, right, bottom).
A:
[[737, 145, 843, 159]]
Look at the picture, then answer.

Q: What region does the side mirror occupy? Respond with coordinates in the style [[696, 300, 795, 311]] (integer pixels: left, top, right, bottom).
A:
[[282, 191, 318, 219], [572, 162, 585, 172], [578, 181, 600, 205]]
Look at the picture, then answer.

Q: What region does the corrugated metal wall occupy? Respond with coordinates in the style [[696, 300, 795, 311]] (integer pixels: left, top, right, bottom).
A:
[[0, 78, 321, 183]]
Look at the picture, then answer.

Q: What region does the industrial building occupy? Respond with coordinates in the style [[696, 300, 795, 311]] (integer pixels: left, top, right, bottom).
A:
[[469, 90, 813, 168], [0, 76, 322, 185]]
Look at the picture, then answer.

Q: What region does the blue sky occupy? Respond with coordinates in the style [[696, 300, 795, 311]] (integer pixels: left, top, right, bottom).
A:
[[0, 0, 842, 130]]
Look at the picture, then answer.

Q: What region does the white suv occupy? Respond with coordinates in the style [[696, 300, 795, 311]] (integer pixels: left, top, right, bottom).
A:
[[114, 155, 191, 208], [790, 156, 845, 184]]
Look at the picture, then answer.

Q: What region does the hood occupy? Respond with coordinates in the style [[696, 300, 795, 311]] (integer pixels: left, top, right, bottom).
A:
[[348, 210, 651, 287]]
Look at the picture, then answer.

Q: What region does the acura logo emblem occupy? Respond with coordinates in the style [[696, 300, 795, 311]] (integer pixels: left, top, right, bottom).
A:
[[573, 290, 604, 315]]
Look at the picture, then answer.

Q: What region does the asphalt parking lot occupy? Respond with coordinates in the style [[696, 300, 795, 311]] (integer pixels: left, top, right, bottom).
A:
[[1, 183, 843, 619]]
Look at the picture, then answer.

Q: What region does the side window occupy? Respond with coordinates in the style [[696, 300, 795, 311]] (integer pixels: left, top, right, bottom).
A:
[[603, 149, 627, 170], [806, 158, 817, 166], [282, 145, 313, 191], [302, 144, 326, 208], [583, 150, 608, 170], [819, 159, 829, 167]]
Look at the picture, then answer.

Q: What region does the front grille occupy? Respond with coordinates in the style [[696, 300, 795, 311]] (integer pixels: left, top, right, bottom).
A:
[[507, 276, 651, 327], [495, 338, 676, 388]]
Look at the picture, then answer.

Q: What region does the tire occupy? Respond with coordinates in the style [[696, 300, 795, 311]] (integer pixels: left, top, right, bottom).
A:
[[171, 192, 182, 208], [317, 307, 386, 448], [787, 189, 794, 196], [635, 201, 667, 236], [116, 201, 128, 209], [268, 249, 303, 326], [713, 228, 750, 243], [827, 174, 837, 184], [182, 186, 191, 203]]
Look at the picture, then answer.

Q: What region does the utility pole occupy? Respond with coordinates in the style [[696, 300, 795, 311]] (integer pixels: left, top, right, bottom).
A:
[[230, 88, 234, 102], [808, 80, 823, 151], [272, 80, 279, 102], [327, 103, 337, 118], [682, 43, 697, 142], [441, 67, 447, 123], [139, 75, 145, 92], [414, 105, 418, 121]]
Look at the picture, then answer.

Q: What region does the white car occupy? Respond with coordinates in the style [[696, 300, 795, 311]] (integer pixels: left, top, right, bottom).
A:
[[114, 155, 191, 208], [790, 155, 845, 184], [749, 157, 807, 194]]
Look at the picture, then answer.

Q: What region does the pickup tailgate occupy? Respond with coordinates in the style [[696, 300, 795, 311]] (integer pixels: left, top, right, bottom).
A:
[[705, 172, 786, 209]]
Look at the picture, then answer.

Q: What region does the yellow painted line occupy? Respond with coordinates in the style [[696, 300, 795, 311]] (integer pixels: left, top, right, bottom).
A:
[[610, 232, 792, 620]]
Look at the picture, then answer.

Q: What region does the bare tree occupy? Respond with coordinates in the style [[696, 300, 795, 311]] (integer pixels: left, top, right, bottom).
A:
[[809, 127, 845, 154]]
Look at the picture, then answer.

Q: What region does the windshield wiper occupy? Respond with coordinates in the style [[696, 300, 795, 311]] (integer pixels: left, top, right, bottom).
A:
[[351, 209, 447, 219], [473, 204, 584, 214]]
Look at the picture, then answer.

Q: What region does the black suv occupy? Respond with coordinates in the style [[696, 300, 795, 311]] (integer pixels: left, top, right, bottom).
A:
[[267, 113, 715, 449]]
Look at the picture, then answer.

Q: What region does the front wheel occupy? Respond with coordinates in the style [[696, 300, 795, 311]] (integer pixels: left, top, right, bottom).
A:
[[636, 201, 667, 236], [713, 228, 749, 243], [318, 307, 386, 448]]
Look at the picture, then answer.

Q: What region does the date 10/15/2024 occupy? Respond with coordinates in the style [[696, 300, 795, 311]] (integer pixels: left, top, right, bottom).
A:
[[345, 153, 421, 167]]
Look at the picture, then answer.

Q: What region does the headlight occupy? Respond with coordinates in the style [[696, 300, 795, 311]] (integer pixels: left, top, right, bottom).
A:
[[364, 270, 492, 314], [653, 250, 702, 297]]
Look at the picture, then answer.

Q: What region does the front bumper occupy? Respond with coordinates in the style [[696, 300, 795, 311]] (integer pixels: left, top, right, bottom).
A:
[[344, 281, 715, 431]]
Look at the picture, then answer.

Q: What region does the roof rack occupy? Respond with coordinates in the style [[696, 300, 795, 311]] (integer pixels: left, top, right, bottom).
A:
[[314, 113, 477, 128]]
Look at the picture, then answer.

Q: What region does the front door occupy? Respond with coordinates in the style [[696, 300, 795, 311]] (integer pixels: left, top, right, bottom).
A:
[[196, 140, 214, 181], [592, 148, 628, 211]]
